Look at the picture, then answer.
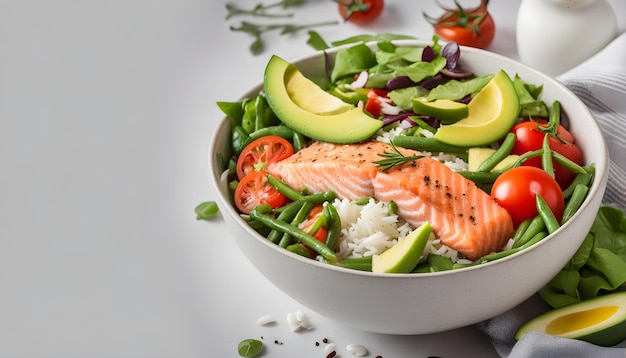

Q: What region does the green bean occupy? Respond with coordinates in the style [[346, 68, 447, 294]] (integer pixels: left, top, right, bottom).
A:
[[267, 201, 305, 243], [392, 135, 469, 154], [512, 148, 543, 167], [519, 230, 548, 249], [307, 213, 328, 236], [542, 100, 561, 134], [513, 215, 545, 248], [250, 204, 338, 262], [536, 194, 560, 234], [541, 135, 555, 178], [561, 184, 589, 225], [279, 201, 314, 248], [323, 203, 342, 251], [457, 170, 501, 184], [512, 217, 532, 243], [267, 173, 305, 201], [249, 125, 294, 141], [562, 165, 594, 199], [551, 151, 587, 175], [409, 116, 437, 134], [331, 256, 373, 271], [292, 131, 307, 152], [287, 243, 314, 258], [254, 94, 267, 132], [303, 190, 336, 204], [354, 197, 373, 205], [477, 133, 516, 172]]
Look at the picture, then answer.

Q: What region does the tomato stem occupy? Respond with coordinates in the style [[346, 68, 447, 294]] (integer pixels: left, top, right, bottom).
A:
[[333, 0, 372, 22]]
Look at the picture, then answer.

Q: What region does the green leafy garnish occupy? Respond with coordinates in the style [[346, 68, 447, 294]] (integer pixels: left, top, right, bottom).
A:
[[238, 339, 263, 357], [543, 206, 626, 308], [195, 201, 219, 220], [374, 142, 424, 171], [225, 0, 305, 19]]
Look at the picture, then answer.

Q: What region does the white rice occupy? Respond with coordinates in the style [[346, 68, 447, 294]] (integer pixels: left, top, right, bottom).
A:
[[332, 197, 468, 264]]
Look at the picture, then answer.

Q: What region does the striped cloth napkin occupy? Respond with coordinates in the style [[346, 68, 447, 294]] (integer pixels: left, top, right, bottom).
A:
[[477, 32, 626, 358]]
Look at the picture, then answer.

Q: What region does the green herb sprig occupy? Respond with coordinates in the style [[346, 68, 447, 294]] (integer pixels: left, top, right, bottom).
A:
[[374, 142, 424, 171], [225, 0, 305, 19]]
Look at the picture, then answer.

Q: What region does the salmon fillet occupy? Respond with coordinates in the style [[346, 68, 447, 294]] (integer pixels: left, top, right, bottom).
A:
[[268, 141, 514, 260]]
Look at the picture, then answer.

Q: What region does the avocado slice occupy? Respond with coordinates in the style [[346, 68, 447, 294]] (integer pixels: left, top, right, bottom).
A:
[[515, 291, 626, 347], [434, 70, 520, 147], [467, 147, 520, 172], [372, 222, 432, 274], [412, 98, 469, 124], [264, 55, 383, 144]]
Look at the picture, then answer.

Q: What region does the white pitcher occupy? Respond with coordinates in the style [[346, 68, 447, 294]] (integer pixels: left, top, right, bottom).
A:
[[516, 0, 617, 77]]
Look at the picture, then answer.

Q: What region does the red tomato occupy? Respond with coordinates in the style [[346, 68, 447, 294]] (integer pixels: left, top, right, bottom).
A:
[[337, 0, 384, 26], [491, 166, 564, 227], [233, 171, 286, 214], [424, 0, 495, 49], [363, 89, 389, 118], [509, 119, 583, 189], [236, 135, 294, 180]]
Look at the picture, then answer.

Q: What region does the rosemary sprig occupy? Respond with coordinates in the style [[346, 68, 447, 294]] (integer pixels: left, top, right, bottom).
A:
[[374, 142, 424, 171], [230, 20, 338, 55], [225, 0, 306, 19]]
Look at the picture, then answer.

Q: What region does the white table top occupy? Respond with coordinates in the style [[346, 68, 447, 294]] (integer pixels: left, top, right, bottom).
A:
[[2, 1, 625, 357]]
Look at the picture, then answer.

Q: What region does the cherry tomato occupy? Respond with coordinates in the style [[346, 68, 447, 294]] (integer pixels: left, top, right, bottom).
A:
[[509, 119, 583, 189], [424, 0, 495, 49], [491, 166, 564, 227], [363, 89, 389, 118], [337, 0, 384, 26], [236, 135, 294, 180], [233, 171, 286, 214]]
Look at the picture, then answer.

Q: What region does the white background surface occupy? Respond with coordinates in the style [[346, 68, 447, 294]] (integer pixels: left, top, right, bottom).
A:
[[2, 1, 625, 357]]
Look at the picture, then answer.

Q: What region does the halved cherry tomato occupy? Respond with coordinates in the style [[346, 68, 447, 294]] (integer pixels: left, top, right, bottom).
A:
[[424, 0, 495, 49], [233, 171, 286, 214], [336, 0, 384, 26], [236, 135, 294, 180], [509, 119, 583, 189], [491, 166, 564, 227]]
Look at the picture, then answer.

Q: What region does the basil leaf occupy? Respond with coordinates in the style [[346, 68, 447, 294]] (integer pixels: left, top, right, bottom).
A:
[[238, 339, 263, 357], [306, 30, 329, 51], [195, 201, 219, 220]]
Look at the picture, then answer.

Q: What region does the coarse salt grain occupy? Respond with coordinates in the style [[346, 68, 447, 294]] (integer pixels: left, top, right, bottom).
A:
[[256, 314, 275, 326], [346, 343, 368, 356]]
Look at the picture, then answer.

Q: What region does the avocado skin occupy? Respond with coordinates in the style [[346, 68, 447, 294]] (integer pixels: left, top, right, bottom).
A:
[[514, 291, 626, 347]]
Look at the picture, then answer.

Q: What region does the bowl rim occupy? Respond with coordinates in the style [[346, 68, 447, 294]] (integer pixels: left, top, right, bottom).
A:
[[208, 39, 609, 278]]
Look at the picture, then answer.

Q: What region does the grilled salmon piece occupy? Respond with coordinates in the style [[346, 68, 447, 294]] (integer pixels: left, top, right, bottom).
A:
[[268, 141, 514, 260]]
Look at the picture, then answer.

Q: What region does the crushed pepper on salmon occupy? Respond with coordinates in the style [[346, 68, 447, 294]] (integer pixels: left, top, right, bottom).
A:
[[268, 141, 514, 261]]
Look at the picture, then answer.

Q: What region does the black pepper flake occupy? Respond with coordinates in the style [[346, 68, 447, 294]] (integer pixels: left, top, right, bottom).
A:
[[445, 192, 452, 197], [326, 351, 337, 358], [315, 341, 320, 346], [376, 356, 383, 358], [469, 215, 476, 222], [459, 213, 463, 217], [322, 338, 328, 343], [274, 340, 283, 345]]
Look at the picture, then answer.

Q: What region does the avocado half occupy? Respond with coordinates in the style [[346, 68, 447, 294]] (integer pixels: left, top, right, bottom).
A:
[[263, 55, 382, 144], [515, 291, 626, 347]]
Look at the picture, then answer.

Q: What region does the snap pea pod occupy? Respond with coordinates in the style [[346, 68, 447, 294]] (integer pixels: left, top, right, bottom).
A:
[[562, 165, 594, 199], [392, 135, 469, 154], [330, 256, 373, 272], [477, 133, 516, 172], [457, 170, 501, 184], [551, 151, 587, 175], [249, 125, 294, 141], [536, 194, 560, 234], [354, 197, 373, 205], [254, 94, 267, 132], [278, 201, 314, 248], [323, 203, 342, 251], [513, 215, 545, 248], [561, 184, 589, 225], [267, 200, 305, 243], [512, 217, 532, 243], [541, 135, 555, 178], [250, 204, 338, 263]]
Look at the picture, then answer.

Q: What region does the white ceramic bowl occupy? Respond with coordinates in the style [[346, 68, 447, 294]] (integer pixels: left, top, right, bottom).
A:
[[209, 40, 608, 335]]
